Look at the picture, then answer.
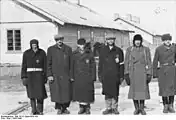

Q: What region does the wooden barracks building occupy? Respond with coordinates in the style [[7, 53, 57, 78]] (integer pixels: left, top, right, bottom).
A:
[[0, 0, 132, 65]]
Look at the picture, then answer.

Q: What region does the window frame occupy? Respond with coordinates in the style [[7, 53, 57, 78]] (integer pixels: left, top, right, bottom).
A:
[[6, 29, 22, 53]]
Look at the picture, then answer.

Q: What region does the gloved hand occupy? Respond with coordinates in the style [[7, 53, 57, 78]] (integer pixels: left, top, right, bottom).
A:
[[146, 74, 152, 84], [22, 78, 28, 86], [48, 76, 54, 83], [124, 74, 130, 86]]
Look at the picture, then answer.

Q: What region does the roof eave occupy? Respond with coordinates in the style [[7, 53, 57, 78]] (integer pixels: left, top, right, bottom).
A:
[[115, 18, 154, 36], [12, 0, 65, 25]]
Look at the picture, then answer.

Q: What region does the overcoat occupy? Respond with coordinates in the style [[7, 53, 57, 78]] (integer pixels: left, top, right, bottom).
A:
[[47, 44, 72, 103], [153, 44, 176, 96], [124, 46, 152, 100], [21, 49, 47, 99], [72, 49, 96, 103], [99, 45, 124, 98]]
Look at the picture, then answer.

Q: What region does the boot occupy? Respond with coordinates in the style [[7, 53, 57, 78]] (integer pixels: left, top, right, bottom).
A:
[[55, 103, 62, 115], [168, 96, 175, 113], [162, 97, 169, 113], [139, 100, 146, 115], [112, 108, 120, 114], [63, 108, 70, 114], [133, 100, 140, 115], [62, 104, 70, 114], [37, 99, 44, 115], [78, 104, 85, 114], [57, 109, 62, 115], [102, 109, 112, 115], [30, 99, 38, 115], [168, 104, 175, 113], [85, 104, 91, 114], [163, 104, 169, 113], [37, 103, 44, 115]]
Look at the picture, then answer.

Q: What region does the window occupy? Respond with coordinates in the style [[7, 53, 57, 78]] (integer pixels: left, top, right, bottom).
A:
[[7, 29, 21, 51]]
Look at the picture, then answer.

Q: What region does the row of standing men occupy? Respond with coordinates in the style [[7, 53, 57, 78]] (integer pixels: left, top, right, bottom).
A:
[[21, 33, 176, 115]]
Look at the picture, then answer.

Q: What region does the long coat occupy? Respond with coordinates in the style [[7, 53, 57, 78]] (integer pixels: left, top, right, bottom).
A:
[[99, 45, 124, 98], [153, 44, 176, 96], [21, 49, 47, 99], [124, 46, 152, 100], [47, 44, 72, 103], [72, 49, 96, 103]]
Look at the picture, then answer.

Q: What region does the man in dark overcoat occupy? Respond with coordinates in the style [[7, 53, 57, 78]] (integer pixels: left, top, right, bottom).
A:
[[99, 34, 124, 115], [153, 34, 176, 113], [72, 38, 96, 114], [21, 39, 47, 115], [47, 34, 73, 114]]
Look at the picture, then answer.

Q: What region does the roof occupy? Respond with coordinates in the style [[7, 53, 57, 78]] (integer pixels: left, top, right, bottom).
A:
[[115, 17, 160, 36], [12, 0, 132, 32]]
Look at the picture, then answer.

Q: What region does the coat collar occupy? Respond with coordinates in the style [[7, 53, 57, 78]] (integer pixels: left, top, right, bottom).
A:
[[54, 43, 66, 52], [105, 45, 116, 52]]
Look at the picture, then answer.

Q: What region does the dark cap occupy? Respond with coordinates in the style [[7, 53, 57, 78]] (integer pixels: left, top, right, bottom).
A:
[[54, 34, 64, 41], [162, 34, 172, 41], [77, 38, 86, 45]]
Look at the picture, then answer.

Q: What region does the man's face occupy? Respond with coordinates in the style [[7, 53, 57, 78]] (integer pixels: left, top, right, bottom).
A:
[[31, 44, 38, 51], [134, 40, 141, 47], [77, 44, 84, 51], [106, 39, 114, 46], [56, 39, 64, 46], [164, 39, 171, 46]]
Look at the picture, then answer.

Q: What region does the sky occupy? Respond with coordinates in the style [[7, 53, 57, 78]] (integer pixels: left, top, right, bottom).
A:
[[70, 0, 176, 42]]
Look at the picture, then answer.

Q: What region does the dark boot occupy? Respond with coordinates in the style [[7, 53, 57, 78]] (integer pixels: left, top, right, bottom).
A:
[[62, 103, 70, 114], [55, 103, 62, 115], [85, 104, 91, 114], [162, 97, 169, 113], [112, 108, 119, 115], [37, 99, 44, 115], [30, 99, 37, 115], [139, 100, 146, 115], [78, 104, 85, 114], [102, 109, 112, 115], [133, 100, 140, 115], [57, 109, 62, 115], [163, 104, 169, 113], [168, 96, 175, 113]]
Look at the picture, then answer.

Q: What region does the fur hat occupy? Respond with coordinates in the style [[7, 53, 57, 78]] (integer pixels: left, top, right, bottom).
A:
[[162, 34, 172, 41], [77, 38, 86, 45], [133, 34, 143, 46], [30, 39, 39, 48]]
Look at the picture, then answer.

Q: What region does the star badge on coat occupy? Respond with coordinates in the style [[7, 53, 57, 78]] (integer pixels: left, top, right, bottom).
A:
[[85, 59, 90, 64], [36, 59, 40, 64]]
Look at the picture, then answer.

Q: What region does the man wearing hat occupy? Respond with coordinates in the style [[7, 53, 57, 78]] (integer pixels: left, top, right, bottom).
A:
[[153, 33, 176, 113], [21, 39, 47, 115], [99, 34, 124, 114], [72, 38, 96, 114], [47, 34, 73, 114], [124, 34, 152, 115]]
